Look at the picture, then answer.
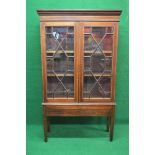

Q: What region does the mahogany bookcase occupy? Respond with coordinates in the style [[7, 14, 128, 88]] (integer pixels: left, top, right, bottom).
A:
[[37, 10, 122, 142]]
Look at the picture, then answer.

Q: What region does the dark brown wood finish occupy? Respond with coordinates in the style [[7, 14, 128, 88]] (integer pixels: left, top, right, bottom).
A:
[[37, 10, 121, 142], [37, 10, 122, 16], [45, 105, 113, 116]]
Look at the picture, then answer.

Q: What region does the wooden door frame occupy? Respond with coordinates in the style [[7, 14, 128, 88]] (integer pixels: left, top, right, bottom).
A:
[[78, 22, 118, 103], [40, 22, 79, 103]]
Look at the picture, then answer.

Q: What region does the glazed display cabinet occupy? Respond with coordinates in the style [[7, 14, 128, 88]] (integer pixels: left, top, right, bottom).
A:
[[37, 10, 122, 142]]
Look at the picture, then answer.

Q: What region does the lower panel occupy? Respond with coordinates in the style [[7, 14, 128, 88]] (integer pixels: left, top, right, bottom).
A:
[[44, 104, 114, 116]]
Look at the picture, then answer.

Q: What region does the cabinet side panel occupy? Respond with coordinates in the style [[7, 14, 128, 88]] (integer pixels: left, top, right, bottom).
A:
[[111, 23, 119, 101], [40, 22, 47, 102]]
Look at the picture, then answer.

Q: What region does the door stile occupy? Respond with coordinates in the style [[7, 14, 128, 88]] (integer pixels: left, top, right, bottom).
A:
[[78, 22, 84, 102], [74, 22, 80, 102], [111, 23, 118, 102]]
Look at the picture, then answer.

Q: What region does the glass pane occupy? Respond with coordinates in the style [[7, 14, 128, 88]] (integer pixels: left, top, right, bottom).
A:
[[47, 76, 74, 98], [84, 77, 111, 98], [83, 26, 113, 99], [46, 26, 74, 98], [68, 27, 74, 33]]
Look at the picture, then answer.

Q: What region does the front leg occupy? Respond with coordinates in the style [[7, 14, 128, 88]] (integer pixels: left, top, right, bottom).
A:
[[43, 106, 48, 142], [47, 117, 50, 132], [106, 116, 110, 132], [109, 107, 115, 142]]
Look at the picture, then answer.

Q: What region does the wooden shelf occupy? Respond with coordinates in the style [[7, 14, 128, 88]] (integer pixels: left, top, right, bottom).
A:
[[84, 32, 113, 35], [47, 73, 111, 77], [84, 73, 111, 77], [47, 50, 74, 54], [42, 102, 115, 105], [47, 73, 73, 77], [46, 33, 74, 35], [46, 50, 112, 54]]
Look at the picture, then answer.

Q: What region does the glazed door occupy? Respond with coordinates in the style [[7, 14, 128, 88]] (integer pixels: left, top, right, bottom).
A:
[[80, 22, 118, 102], [41, 22, 79, 102]]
